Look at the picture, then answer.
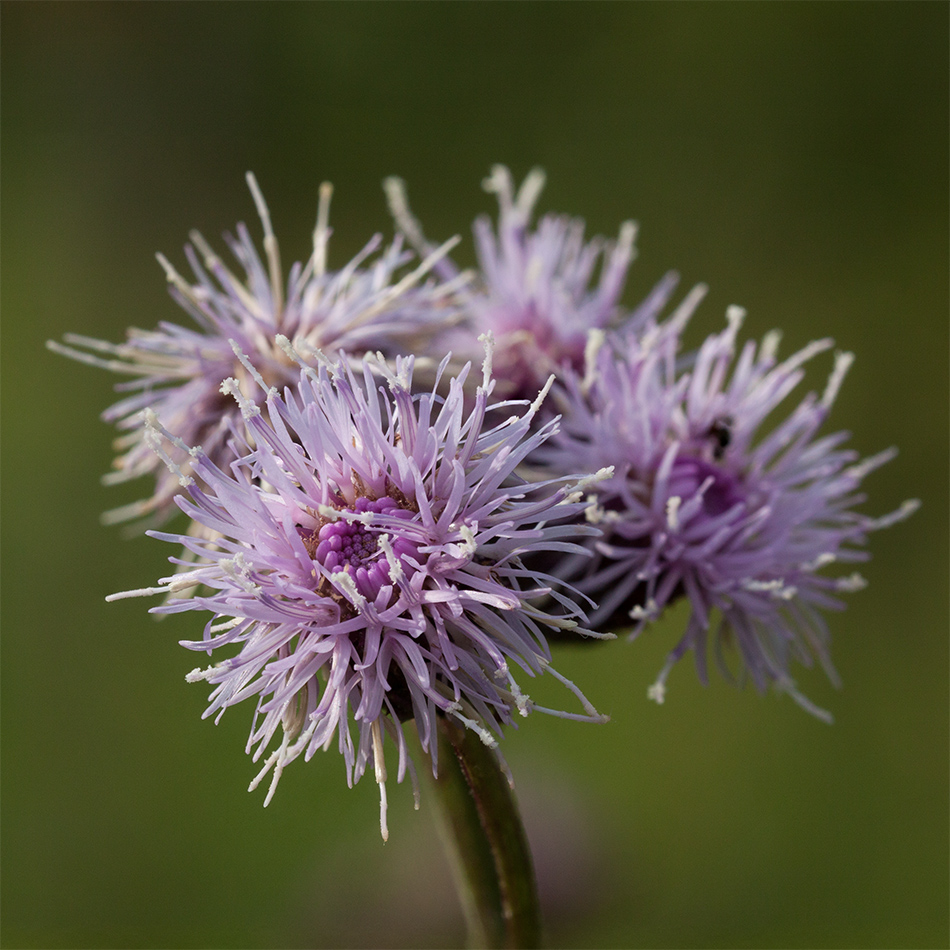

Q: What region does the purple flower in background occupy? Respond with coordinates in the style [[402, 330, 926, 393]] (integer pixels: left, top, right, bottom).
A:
[[48, 173, 467, 529], [535, 307, 919, 719], [386, 165, 679, 404], [109, 345, 610, 837]]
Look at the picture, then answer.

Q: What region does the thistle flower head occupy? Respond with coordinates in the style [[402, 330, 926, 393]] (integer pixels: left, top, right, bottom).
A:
[[387, 165, 679, 404], [48, 174, 468, 529], [109, 347, 609, 837], [465, 165, 637, 399], [536, 307, 919, 719]]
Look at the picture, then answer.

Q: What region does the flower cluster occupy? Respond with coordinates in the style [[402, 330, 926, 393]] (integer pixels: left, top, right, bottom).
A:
[[52, 168, 915, 831]]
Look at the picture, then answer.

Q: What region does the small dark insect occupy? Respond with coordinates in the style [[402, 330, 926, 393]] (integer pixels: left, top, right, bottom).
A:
[[708, 416, 733, 461]]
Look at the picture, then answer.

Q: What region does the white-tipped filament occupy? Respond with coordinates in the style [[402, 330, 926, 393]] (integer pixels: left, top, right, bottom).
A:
[[371, 720, 389, 842], [245, 171, 284, 316]]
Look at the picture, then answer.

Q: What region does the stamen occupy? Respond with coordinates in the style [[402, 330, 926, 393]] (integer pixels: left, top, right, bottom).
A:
[[275, 334, 323, 382], [616, 220, 638, 259], [106, 584, 173, 602], [478, 332, 495, 390], [844, 447, 899, 482], [629, 598, 659, 623], [724, 305, 746, 344], [377, 535, 405, 585], [209, 617, 243, 634], [535, 663, 610, 723], [760, 329, 783, 362], [228, 340, 278, 400], [777, 337, 834, 377], [143, 410, 196, 486], [743, 578, 798, 600], [801, 552, 836, 572], [446, 703, 498, 747], [821, 351, 855, 410], [511, 166, 547, 219], [45, 339, 146, 376], [666, 495, 682, 531], [383, 176, 432, 257], [372, 720, 389, 842], [665, 283, 708, 338], [375, 235, 461, 309], [185, 666, 216, 683], [245, 171, 284, 315], [187, 230, 266, 320], [528, 374, 555, 417], [220, 553, 261, 595], [100, 499, 157, 525], [647, 657, 676, 705], [835, 573, 868, 592], [329, 570, 368, 611], [582, 329, 606, 392], [154, 252, 203, 306], [219, 377, 261, 419], [313, 181, 333, 278], [504, 669, 531, 717], [774, 678, 834, 724]]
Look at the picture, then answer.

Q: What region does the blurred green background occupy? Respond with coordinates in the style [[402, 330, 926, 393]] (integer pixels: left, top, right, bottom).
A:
[[3, 3, 947, 948]]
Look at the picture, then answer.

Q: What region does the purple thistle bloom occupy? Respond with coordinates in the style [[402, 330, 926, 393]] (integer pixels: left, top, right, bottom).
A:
[[108, 344, 610, 838], [386, 165, 678, 404], [534, 307, 919, 720], [48, 173, 468, 529]]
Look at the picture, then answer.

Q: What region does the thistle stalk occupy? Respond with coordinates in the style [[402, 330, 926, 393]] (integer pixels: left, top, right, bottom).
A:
[[425, 715, 541, 949]]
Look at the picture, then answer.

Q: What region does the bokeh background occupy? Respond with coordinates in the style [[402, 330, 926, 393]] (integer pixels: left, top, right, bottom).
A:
[[3, 4, 947, 948]]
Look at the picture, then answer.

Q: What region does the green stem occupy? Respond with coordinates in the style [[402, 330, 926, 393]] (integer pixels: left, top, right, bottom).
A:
[[423, 715, 541, 949]]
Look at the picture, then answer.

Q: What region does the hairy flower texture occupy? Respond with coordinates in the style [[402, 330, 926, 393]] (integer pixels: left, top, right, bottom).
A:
[[108, 345, 611, 838], [535, 307, 919, 720], [386, 165, 682, 404], [48, 173, 468, 529]]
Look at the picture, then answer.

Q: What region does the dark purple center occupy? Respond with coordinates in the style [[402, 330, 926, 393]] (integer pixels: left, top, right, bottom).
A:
[[312, 496, 418, 600], [493, 303, 585, 401], [668, 456, 744, 518]]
